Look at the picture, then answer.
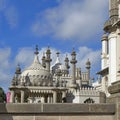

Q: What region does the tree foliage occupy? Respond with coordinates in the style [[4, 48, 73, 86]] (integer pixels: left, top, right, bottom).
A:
[[0, 87, 6, 103]]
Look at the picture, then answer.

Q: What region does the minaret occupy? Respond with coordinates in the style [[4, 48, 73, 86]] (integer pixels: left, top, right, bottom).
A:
[[42, 53, 46, 68], [104, 0, 118, 32], [45, 46, 52, 72], [103, 0, 120, 85], [101, 33, 108, 69], [79, 67, 82, 87], [70, 48, 77, 88], [86, 59, 91, 86], [64, 54, 70, 76]]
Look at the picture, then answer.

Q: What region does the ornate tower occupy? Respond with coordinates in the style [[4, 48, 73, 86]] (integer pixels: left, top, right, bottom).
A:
[[64, 54, 70, 76], [41, 53, 46, 68], [45, 46, 52, 72], [103, 0, 120, 85], [70, 48, 77, 88], [86, 59, 91, 85]]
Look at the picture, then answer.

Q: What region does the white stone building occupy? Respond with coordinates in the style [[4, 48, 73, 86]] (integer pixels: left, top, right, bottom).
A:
[[9, 46, 105, 104], [93, 0, 120, 97]]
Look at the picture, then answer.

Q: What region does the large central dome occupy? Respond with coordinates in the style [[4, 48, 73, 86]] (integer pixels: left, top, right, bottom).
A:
[[20, 46, 53, 86]]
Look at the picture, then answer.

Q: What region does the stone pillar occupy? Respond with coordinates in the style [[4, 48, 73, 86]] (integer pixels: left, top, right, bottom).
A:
[[53, 91, 57, 103], [62, 91, 66, 98], [47, 95, 51, 103], [41, 97, 45, 103], [108, 29, 120, 85], [101, 33, 108, 69], [50, 96, 53, 103], [10, 90, 15, 103], [21, 90, 25, 103]]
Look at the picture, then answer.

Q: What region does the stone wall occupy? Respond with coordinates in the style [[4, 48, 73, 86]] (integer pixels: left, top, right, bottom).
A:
[[0, 103, 115, 120]]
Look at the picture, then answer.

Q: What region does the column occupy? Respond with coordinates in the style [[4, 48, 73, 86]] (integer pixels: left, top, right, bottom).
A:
[[53, 91, 57, 103], [108, 31, 119, 85], [101, 33, 108, 69], [62, 91, 66, 98], [50, 95, 53, 103], [47, 95, 50, 103], [62, 91, 66, 103], [21, 90, 25, 103], [10, 90, 15, 103]]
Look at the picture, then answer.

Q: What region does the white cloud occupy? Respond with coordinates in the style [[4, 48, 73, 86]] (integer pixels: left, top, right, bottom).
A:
[[0, 0, 18, 28], [0, 47, 12, 92], [15, 46, 100, 77], [32, 0, 108, 41], [15, 47, 34, 68], [4, 6, 18, 28], [76, 47, 101, 75], [0, 46, 100, 92]]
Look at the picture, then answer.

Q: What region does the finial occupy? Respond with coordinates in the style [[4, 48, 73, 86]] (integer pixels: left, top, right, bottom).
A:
[[56, 52, 60, 57], [46, 45, 51, 55], [15, 63, 21, 74], [34, 45, 39, 55]]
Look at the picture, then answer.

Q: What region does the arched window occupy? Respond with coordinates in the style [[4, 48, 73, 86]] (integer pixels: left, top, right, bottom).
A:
[[84, 98, 95, 103]]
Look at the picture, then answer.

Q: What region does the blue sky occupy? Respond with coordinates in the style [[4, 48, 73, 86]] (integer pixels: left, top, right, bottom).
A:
[[0, 0, 109, 92]]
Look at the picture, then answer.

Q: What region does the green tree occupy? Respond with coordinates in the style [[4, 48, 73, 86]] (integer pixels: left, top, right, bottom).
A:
[[0, 87, 6, 103]]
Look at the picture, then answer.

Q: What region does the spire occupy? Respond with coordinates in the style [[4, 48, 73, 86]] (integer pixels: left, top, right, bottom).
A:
[[64, 54, 70, 69], [34, 45, 39, 55], [33, 45, 40, 64], [55, 52, 60, 64], [15, 64, 21, 74]]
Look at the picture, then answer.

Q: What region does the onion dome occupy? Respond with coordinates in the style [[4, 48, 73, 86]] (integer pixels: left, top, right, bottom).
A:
[[20, 45, 53, 86], [15, 64, 21, 74], [46, 46, 51, 55], [51, 52, 68, 75]]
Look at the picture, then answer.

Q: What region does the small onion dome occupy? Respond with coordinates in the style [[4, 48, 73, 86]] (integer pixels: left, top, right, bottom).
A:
[[34, 45, 39, 55], [71, 48, 76, 56], [46, 46, 51, 54], [86, 59, 91, 69], [65, 55, 69, 62], [15, 64, 21, 74], [101, 32, 108, 41]]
